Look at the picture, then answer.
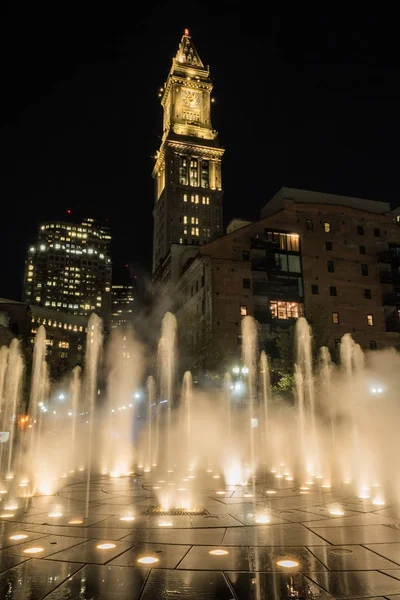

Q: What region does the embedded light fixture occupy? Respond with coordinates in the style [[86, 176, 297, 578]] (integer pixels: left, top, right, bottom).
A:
[[48, 512, 63, 518], [209, 549, 229, 556], [97, 543, 116, 550], [0, 513, 14, 518], [120, 516, 135, 522], [255, 515, 270, 524], [277, 559, 299, 568], [9, 534, 28, 541], [68, 519, 83, 525], [266, 490, 277, 494], [24, 547, 44, 554], [137, 556, 159, 564], [159, 521, 173, 527]]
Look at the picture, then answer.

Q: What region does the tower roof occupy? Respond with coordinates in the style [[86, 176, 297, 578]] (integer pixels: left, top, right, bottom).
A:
[[175, 29, 204, 68]]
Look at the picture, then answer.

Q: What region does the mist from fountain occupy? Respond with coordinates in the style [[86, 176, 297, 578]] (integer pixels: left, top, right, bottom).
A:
[[1, 308, 400, 519]]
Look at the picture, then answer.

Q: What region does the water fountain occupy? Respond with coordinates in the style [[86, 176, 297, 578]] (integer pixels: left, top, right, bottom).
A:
[[1, 310, 400, 598]]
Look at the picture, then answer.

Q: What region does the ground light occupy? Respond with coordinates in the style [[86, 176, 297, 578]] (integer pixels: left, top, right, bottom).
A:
[[68, 519, 83, 524], [137, 556, 159, 564], [120, 516, 135, 522], [97, 543, 116, 550], [277, 559, 299, 568], [9, 534, 28, 541], [209, 549, 229, 556], [24, 547, 44, 554], [255, 515, 270, 524]]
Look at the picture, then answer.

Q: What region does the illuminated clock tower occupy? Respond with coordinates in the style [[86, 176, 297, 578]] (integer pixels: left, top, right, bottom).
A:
[[152, 29, 224, 282]]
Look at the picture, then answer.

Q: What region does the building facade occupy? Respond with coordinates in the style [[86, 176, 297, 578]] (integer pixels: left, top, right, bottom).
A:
[[110, 285, 135, 330], [175, 187, 400, 367], [0, 298, 88, 378], [152, 29, 224, 283], [23, 216, 112, 323]]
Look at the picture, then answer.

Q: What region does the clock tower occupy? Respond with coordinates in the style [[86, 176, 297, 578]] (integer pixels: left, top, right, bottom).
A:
[[152, 29, 224, 282]]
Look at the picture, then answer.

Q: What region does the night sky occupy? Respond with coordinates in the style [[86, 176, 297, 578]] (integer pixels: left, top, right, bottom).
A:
[[1, 4, 400, 301]]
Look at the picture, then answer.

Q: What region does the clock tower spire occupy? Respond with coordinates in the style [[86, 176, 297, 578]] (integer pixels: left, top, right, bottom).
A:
[[152, 29, 224, 282]]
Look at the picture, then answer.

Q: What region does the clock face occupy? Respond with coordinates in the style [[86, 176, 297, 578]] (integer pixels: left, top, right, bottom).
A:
[[182, 89, 201, 109]]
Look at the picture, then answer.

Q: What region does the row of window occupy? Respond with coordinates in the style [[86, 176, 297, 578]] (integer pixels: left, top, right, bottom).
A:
[[306, 219, 382, 238], [179, 157, 209, 188], [180, 227, 211, 237], [326, 260, 369, 276], [312, 285, 372, 299], [182, 193, 210, 204], [332, 312, 374, 326]]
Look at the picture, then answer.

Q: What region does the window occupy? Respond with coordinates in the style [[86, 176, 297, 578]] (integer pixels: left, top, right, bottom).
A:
[[191, 227, 199, 236], [201, 161, 209, 188], [179, 156, 188, 185], [327, 260, 335, 273], [364, 288, 371, 299], [330, 286, 337, 296], [202, 196, 210, 205], [357, 225, 364, 235], [374, 228, 381, 237], [332, 312, 339, 324], [270, 301, 303, 320], [276, 253, 301, 273], [306, 219, 313, 230], [361, 264, 369, 276], [367, 314, 374, 326], [311, 284, 319, 295], [242, 250, 250, 261], [189, 158, 198, 187], [369, 340, 377, 350], [237, 334, 242, 345], [243, 278, 251, 289], [240, 305, 248, 316], [324, 221, 331, 233], [265, 231, 300, 252], [334, 339, 341, 349], [190, 217, 199, 225], [359, 245, 366, 255], [325, 241, 333, 251]]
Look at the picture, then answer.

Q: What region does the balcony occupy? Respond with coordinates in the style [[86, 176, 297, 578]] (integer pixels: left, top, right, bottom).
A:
[[377, 250, 395, 264], [379, 271, 393, 284], [383, 292, 400, 306], [386, 318, 400, 333]]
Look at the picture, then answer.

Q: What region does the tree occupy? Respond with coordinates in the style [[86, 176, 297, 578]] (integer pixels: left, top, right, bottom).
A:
[[178, 312, 226, 381], [265, 324, 295, 392]]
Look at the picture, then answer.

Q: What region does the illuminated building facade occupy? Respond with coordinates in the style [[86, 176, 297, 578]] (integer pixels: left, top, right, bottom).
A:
[[23, 217, 112, 323], [175, 187, 400, 369], [110, 285, 135, 329], [152, 29, 224, 283]]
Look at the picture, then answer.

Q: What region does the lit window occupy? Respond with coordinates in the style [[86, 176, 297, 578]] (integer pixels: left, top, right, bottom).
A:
[[332, 312, 339, 324], [240, 305, 247, 316], [190, 158, 198, 187], [367, 314, 374, 326], [183, 216, 188, 224], [270, 301, 303, 319], [191, 227, 199, 236], [324, 221, 331, 233], [183, 193, 188, 202]]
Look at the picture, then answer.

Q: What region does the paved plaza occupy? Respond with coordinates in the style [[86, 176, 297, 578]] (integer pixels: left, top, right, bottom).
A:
[[1, 473, 400, 598]]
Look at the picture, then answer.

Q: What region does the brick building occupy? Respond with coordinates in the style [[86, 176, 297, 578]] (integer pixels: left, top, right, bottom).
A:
[[175, 187, 400, 365]]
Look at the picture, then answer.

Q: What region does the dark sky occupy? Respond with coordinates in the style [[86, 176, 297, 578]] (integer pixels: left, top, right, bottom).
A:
[[1, 3, 400, 300]]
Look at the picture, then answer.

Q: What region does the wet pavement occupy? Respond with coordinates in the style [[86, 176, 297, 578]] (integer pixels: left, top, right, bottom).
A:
[[1, 474, 400, 598]]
